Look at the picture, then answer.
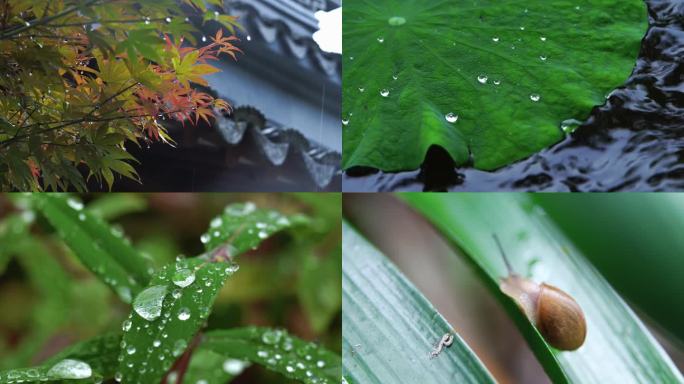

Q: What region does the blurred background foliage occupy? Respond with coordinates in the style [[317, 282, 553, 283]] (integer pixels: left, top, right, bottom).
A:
[[0, 193, 341, 383], [344, 194, 684, 384]]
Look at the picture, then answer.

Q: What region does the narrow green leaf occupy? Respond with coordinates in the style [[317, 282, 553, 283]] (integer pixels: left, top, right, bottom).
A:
[[202, 326, 341, 383], [342, 222, 495, 384], [531, 194, 684, 345], [183, 348, 245, 384], [118, 202, 306, 383], [0, 358, 103, 383], [32, 194, 151, 302], [401, 194, 684, 384], [117, 257, 233, 383], [86, 194, 147, 221], [44, 334, 122, 379], [202, 202, 310, 253]]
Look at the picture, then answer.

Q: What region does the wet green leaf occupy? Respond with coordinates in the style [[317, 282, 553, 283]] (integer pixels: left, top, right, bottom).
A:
[[401, 194, 684, 383], [183, 348, 244, 384], [342, 222, 495, 384], [32, 194, 151, 302], [202, 202, 310, 254], [44, 334, 122, 379], [86, 194, 147, 221], [202, 326, 341, 383], [118, 203, 307, 383], [117, 257, 234, 383], [343, 0, 647, 171]]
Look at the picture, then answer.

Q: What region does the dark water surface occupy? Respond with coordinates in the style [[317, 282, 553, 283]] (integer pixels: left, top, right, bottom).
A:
[[343, 0, 684, 192]]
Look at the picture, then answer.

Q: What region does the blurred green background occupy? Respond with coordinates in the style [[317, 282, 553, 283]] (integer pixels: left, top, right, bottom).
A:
[[0, 193, 341, 383]]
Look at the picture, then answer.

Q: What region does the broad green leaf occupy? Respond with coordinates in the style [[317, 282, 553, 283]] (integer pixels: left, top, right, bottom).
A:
[[342, 222, 495, 384], [202, 326, 341, 383], [117, 257, 234, 383], [531, 194, 684, 345], [202, 202, 310, 254], [32, 194, 151, 302], [183, 348, 244, 384], [401, 194, 683, 384], [343, 0, 647, 171]]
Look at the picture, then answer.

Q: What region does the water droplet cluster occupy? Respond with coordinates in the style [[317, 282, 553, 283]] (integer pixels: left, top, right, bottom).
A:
[[118, 258, 239, 382], [234, 327, 335, 384], [199, 203, 299, 255]]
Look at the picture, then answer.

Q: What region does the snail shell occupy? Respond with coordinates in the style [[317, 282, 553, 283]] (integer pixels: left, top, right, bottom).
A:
[[500, 274, 587, 351]]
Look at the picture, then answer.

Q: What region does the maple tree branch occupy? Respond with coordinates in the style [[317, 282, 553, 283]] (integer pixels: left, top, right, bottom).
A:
[[0, 0, 101, 40]]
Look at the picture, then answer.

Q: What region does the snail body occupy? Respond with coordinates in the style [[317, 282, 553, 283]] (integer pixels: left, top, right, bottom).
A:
[[493, 235, 587, 351]]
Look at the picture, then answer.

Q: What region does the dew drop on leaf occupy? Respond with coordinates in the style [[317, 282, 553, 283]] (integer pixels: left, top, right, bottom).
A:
[[173, 339, 188, 357], [172, 268, 196, 288], [530, 93, 541, 102], [225, 263, 240, 274], [177, 307, 191, 321], [477, 74, 488, 84], [66, 198, 84, 210], [122, 319, 132, 332], [261, 329, 283, 345], [222, 359, 249, 375], [133, 285, 168, 321], [47, 359, 92, 379], [445, 113, 459, 123], [380, 89, 390, 97]]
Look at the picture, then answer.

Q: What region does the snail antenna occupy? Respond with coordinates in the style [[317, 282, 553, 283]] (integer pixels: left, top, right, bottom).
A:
[[492, 234, 513, 274]]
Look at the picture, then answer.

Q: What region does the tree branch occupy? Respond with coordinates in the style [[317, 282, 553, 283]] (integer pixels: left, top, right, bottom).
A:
[[0, 0, 101, 40]]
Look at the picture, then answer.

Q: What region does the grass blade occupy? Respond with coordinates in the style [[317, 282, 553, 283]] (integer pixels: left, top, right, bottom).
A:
[[342, 222, 495, 384], [32, 194, 151, 302], [202, 326, 341, 383], [401, 193, 683, 384]]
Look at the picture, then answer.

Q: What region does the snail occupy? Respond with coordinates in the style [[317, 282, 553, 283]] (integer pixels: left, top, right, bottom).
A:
[[493, 234, 587, 351]]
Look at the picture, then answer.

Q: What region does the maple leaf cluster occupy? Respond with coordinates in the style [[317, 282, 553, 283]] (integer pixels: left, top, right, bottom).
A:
[[132, 30, 241, 140], [0, 0, 244, 191]]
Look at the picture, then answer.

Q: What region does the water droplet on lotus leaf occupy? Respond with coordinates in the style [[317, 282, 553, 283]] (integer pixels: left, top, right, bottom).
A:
[[388, 16, 406, 26], [47, 359, 92, 379], [133, 285, 168, 321], [445, 113, 459, 123]]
